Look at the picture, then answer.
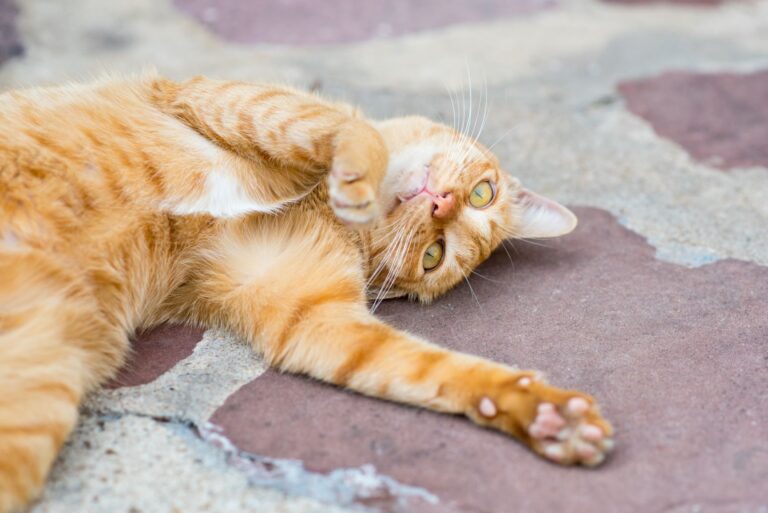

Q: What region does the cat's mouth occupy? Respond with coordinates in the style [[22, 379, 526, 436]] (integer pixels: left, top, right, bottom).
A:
[[386, 190, 433, 219]]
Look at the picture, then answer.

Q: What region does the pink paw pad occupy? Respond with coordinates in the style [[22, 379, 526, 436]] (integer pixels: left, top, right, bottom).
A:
[[478, 396, 497, 418], [580, 424, 603, 442], [567, 397, 590, 414], [530, 397, 613, 466], [528, 402, 566, 438]]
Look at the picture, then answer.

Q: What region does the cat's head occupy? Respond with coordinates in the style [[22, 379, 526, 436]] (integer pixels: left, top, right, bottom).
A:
[[364, 116, 576, 304]]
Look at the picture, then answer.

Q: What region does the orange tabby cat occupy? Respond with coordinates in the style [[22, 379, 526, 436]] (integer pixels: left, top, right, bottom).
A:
[[0, 75, 614, 512]]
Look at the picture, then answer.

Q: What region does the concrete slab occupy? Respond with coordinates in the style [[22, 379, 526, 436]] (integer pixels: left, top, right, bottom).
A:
[[33, 414, 358, 513], [619, 71, 768, 170], [210, 208, 768, 513], [87, 329, 267, 425]]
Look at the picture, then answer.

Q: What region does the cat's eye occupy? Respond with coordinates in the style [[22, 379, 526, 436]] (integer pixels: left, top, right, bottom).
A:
[[422, 241, 444, 271], [469, 180, 495, 208]]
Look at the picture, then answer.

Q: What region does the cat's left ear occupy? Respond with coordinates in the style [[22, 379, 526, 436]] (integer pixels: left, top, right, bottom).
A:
[[513, 188, 577, 239]]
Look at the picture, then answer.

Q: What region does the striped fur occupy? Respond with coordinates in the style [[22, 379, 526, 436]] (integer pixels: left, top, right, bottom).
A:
[[0, 75, 611, 512]]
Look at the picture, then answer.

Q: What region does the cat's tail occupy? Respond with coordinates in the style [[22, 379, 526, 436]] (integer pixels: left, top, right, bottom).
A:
[[0, 251, 126, 513]]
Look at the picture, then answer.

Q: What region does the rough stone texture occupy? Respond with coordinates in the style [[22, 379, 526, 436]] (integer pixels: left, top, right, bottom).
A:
[[33, 414, 357, 513], [0, 0, 22, 65], [4, 0, 768, 511], [106, 323, 205, 388], [619, 70, 768, 170], [212, 208, 768, 513], [173, 0, 556, 45], [88, 329, 267, 425]]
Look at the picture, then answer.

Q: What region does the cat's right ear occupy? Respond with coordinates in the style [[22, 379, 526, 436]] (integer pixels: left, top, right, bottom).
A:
[[513, 188, 578, 239]]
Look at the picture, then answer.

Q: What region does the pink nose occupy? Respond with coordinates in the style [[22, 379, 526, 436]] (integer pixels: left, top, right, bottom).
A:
[[432, 193, 456, 219]]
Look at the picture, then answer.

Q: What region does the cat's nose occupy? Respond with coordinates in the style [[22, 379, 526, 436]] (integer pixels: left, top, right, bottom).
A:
[[432, 193, 456, 219]]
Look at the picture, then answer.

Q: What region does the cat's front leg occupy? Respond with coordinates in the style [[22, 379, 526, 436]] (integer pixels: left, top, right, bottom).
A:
[[254, 304, 614, 466], [149, 76, 388, 225]]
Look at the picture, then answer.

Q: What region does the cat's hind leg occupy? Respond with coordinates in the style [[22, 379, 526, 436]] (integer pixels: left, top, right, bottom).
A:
[[0, 252, 128, 513]]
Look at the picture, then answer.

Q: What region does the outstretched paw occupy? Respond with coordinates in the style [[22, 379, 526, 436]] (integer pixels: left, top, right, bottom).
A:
[[473, 375, 614, 467], [328, 165, 380, 226], [527, 396, 614, 467]]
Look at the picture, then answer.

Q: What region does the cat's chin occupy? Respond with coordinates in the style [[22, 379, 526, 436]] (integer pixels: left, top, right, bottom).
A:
[[377, 190, 406, 217], [385, 197, 405, 216]]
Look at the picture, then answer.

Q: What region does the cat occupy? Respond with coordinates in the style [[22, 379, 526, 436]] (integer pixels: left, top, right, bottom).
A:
[[0, 74, 614, 512]]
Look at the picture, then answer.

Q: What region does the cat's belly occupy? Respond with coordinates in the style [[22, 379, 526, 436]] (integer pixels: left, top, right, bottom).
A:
[[73, 212, 207, 334]]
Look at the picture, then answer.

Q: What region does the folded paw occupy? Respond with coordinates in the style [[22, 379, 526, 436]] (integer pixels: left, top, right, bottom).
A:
[[327, 121, 387, 227], [328, 165, 380, 226]]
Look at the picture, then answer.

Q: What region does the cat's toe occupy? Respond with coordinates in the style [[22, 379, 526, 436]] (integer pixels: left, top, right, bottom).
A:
[[328, 170, 379, 226], [529, 396, 614, 467]]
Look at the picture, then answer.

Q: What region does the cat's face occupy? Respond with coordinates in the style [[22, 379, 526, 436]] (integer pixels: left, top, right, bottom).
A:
[[365, 116, 576, 304]]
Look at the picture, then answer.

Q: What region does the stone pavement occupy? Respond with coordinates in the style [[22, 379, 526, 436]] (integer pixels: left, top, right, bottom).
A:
[[1, 0, 767, 512]]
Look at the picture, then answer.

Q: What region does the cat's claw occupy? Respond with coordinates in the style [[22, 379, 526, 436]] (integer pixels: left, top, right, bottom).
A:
[[528, 397, 614, 467], [328, 166, 379, 226]]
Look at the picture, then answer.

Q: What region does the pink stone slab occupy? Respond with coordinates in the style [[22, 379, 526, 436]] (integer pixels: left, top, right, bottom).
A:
[[106, 324, 205, 389], [0, 0, 22, 65], [173, 0, 556, 45], [619, 70, 768, 170], [211, 207, 768, 513]]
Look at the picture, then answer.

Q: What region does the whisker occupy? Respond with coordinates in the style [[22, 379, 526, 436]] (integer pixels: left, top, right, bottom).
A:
[[459, 64, 473, 160], [500, 239, 515, 264], [368, 205, 420, 311], [485, 123, 521, 153], [369, 225, 406, 283], [370, 222, 417, 313], [460, 267, 484, 313], [368, 215, 408, 246], [444, 81, 459, 135], [470, 269, 502, 284], [457, 64, 474, 166], [366, 220, 408, 288], [446, 86, 462, 163], [515, 237, 554, 249], [474, 70, 490, 144]]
